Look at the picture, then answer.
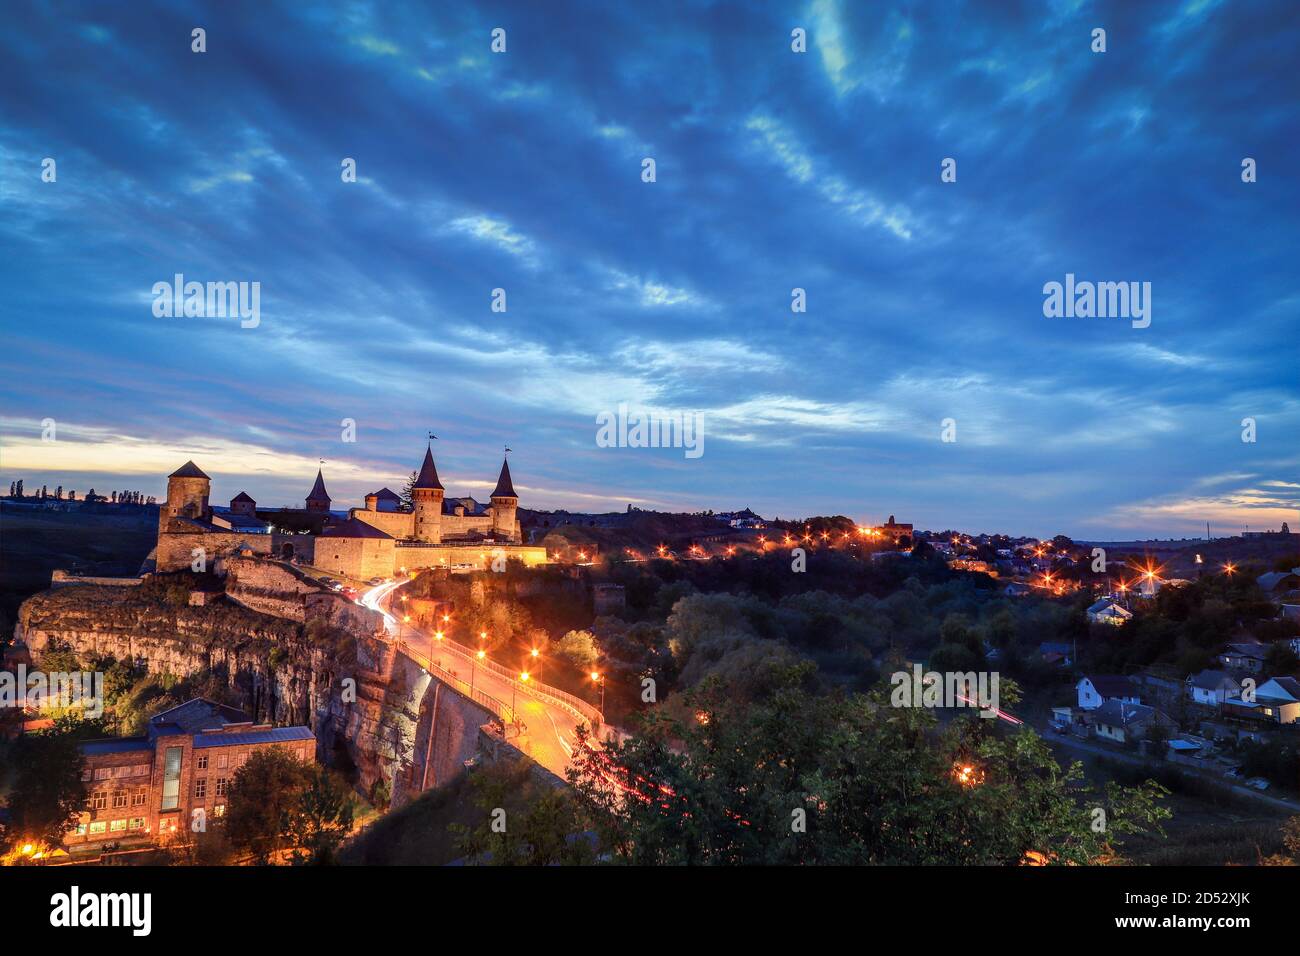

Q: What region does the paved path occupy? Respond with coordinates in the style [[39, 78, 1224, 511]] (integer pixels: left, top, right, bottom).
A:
[[361, 581, 598, 779]]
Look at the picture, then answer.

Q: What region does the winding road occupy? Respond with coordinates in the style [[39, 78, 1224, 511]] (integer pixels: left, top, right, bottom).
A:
[[360, 580, 599, 778]]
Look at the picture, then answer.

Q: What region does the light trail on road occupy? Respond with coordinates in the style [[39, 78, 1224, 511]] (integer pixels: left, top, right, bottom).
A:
[[358, 580, 590, 778]]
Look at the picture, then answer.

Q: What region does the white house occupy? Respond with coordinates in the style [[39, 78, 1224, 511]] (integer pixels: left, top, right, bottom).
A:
[[1187, 670, 1241, 706], [1255, 677, 1300, 725], [1087, 598, 1132, 626], [1077, 675, 1141, 710]]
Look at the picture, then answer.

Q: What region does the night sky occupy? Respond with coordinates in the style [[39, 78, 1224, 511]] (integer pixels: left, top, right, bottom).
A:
[[1, 0, 1296, 538]]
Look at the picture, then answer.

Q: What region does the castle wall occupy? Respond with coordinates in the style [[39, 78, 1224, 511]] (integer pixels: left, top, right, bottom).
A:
[[349, 509, 414, 538], [156, 532, 273, 572], [314, 537, 395, 581], [272, 532, 316, 564], [394, 544, 548, 572], [350, 508, 520, 543]]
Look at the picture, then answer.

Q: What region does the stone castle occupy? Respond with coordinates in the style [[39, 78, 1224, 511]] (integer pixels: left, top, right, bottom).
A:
[[153, 444, 547, 579]]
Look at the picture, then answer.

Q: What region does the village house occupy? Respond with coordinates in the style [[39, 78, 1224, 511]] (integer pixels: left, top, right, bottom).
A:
[[1086, 598, 1132, 626], [1092, 700, 1174, 745], [1254, 677, 1300, 725], [1076, 675, 1141, 710], [1216, 641, 1270, 674], [1187, 669, 1241, 707]]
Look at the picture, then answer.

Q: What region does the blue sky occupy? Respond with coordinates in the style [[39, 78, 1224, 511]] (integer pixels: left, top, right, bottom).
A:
[[1, 0, 1296, 538]]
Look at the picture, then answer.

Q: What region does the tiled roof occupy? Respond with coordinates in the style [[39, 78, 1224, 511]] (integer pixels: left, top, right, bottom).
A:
[[1094, 699, 1162, 727], [1189, 669, 1238, 690], [192, 727, 314, 749], [320, 517, 393, 539], [169, 460, 210, 479], [306, 469, 331, 502], [148, 698, 249, 738], [369, 487, 401, 501], [231, 491, 256, 504], [79, 737, 153, 756], [1083, 675, 1138, 698], [491, 458, 517, 498], [413, 446, 444, 490]]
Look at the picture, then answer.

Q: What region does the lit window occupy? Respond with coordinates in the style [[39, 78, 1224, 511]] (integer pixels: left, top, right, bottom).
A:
[[110, 819, 127, 831], [213, 803, 226, 818], [89, 821, 107, 834], [128, 818, 144, 831], [160, 746, 182, 811]]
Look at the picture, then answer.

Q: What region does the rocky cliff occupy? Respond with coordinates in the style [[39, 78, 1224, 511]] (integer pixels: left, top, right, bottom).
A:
[[14, 580, 421, 797]]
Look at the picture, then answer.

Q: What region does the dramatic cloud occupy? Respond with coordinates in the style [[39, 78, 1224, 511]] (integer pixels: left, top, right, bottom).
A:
[[0, 1, 1295, 536]]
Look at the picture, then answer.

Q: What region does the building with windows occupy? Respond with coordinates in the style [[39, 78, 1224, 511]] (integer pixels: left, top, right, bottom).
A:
[[69, 698, 314, 848]]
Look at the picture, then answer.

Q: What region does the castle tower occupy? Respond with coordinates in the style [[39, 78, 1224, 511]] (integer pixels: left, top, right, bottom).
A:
[[411, 445, 444, 543], [230, 491, 256, 516], [305, 469, 331, 514], [489, 456, 519, 542], [161, 460, 211, 530]]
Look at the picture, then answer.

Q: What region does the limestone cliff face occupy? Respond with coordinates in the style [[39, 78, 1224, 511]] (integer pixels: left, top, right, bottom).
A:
[[14, 583, 417, 797]]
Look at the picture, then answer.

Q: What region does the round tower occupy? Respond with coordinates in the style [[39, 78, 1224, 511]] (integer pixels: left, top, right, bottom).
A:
[[161, 460, 211, 530], [411, 444, 444, 543], [489, 456, 519, 542]]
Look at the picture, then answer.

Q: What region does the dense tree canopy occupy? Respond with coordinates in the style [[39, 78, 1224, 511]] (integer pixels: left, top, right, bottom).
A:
[[568, 666, 1169, 865]]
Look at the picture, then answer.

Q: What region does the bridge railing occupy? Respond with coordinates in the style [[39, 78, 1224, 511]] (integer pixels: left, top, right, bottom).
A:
[[397, 640, 517, 731], [420, 630, 604, 731]]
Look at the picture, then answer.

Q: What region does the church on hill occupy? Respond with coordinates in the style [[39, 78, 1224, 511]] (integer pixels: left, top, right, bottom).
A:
[[151, 444, 546, 578]]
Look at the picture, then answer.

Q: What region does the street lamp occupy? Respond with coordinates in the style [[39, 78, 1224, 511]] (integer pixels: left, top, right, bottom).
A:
[[432, 629, 444, 669], [472, 648, 485, 695], [590, 670, 606, 713]]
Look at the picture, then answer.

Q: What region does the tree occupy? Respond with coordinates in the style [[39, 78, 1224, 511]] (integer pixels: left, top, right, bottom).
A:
[[401, 470, 418, 509], [1, 729, 87, 854], [568, 669, 1169, 865], [554, 629, 599, 669], [225, 748, 313, 863], [289, 767, 356, 864], [450, 759, 594, 865]]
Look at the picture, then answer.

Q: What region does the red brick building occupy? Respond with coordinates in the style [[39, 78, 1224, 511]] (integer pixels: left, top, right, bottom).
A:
[[70, 698, 315, 847]]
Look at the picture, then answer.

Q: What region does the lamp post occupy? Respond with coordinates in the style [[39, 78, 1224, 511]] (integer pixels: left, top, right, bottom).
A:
[[432, 629, 444, 670], [590, 671, 606, 713], [472, 649, 485, 696]]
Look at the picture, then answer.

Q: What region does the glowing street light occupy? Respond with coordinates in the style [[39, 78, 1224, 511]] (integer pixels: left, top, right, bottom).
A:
[[589, 670, 606, 712], [471, 648, 485, 694]]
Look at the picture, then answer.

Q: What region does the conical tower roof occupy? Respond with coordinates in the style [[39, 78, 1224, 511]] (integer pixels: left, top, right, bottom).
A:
[[490, 457, 517, 498], [169, 460, 210, 480], [413, 445, 444, 491], [306, 468, 331, 502]]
